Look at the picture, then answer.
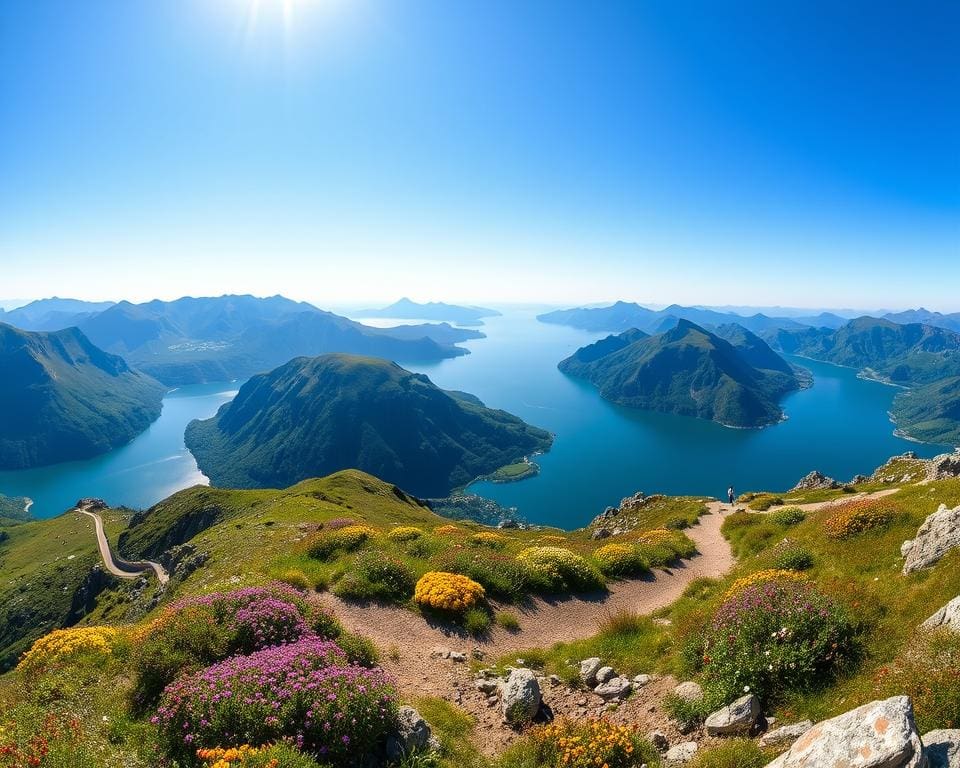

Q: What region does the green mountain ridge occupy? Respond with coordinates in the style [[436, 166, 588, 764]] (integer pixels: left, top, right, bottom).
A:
[[559, 320, 803, 428], [0, 323, 166, 469], [185, 353, 553, 497]]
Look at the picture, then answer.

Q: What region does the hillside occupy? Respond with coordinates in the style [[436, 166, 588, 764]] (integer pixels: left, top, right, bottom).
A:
[[891, 376, 960, 445], [185, 354, 553, 496], [355, 297, 501, 326], [0, 323, 166, 469], [70, 295, 469, 385], [559, 321, 803, 427], [0, 297, 116, 331]]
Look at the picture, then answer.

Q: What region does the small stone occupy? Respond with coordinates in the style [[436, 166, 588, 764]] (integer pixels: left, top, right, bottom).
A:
[[501, 669, 541, 726], [632, 674, 654, 687], [472, 647, 485, 660], [594, 676, 632, 700], [673, 681, 703, 702], [647, 730, 669, 752], [579, 657, 602, 686], [475, 679, 498, 694], [576, 697, 588, 707], [664, 742, 698, 763], [595, 666, 616, 684], [759, 720, 814, 748], [704, 693, 761, 736], [385, 706, 433, 760], [549, 674, 561, 686], [430, 646, 451, 659], [449, 651, 467, 662]]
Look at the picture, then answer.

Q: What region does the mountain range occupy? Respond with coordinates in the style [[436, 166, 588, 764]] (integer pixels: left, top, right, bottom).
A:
[[0, 323, 166, 469], [185, 353, 553, 497], [354, 297, 501, 326], [558, 320, 804, 428], [0, 295, 477, 385]]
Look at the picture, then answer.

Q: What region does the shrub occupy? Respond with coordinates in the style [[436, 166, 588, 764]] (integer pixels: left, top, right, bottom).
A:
[[630, 528, 697, 565], [276, 569, 311, 591], [749, 494, 784, 511], [496, 611, 521, 631], [433, 548, 530, 600], [768, 507, 806, 527], [154, 637, 396, 763], [387, 526, 424, 542], [433, 525, 462, 536], [774, 546, 815, 571], [469, 531, 509, 549], [19, 626, 121, 676], [337, 631, 379, 667], [307, 524, 378, 559], [723, 569, 808, 601], [333, 550, 416, 602], [593, 543, 649, 577], [463, 607, 492, 636], [233, 597, 310, 654], [516, 547, 605, 593], [823, 499, 896, 539], [689, 739, 768, 768], [665, 516, 691, 530], [702, 580, 856, 703], [500, 719, 658, 768], [664, 691, 713, 730], [538, 535, 567, 544], [875, 628, 960, 731], [414, 572, 486, 612]]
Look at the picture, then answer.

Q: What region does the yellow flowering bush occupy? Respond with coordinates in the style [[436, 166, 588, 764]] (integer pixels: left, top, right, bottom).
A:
[[414, 571, 486, 612], [539, 535, 567, 544], [433, 524, 461, 536], [517, 547, 604, 593], [307, 524, 378, 559], [469, 531, 508, 549], [387, 526, 424, 542], [526, 719, 654, 768], [723, 568, 808, 601], [630, 528, 675, 545], [20, 626, 121, 673], [823, 498, 896, 539], [593, 543, 648, 577]]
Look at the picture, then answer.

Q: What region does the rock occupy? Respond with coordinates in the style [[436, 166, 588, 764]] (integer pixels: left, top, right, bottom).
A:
[[633, 674, 655, 687], [596, 666, 616, 684], [549, 674, 561, 686], [902, 504, 960, 574], [471, 647, 485, 660], [449, 651, 467, 662], [921, 596, 960, 633], [430, 646, 451, 659], [928, 452, 960, 481], [704, 693, 761, 736], [501, 669, 541, 726], [791, 470, 840, 491], [385, 706, 433, 760], [591, 528, 612, 540], [648, 730, 670, 752], [760, 720, 814, 748], [497, 519, 519, 529], [764, 696, 925, 768], [475, 679, 498, 694], [902, 540, 915, 557], [673, 681, 704, 702], [665, 742, 698, 763], [851, 474, 869, 485], [594, 677, 632, 700], [579, 657, 602, 686], [923, 729, 960, 768]]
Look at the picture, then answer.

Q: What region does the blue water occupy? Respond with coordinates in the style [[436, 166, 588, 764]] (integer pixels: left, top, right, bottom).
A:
[[0, 383, 238, 519], [4, 309, 949, 527]]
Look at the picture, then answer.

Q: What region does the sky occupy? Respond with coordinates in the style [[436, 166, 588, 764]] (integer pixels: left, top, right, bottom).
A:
[[1, 0, 958, 311]]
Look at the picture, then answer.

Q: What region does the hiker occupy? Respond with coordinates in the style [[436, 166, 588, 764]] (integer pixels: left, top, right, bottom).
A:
[[727, 485, 735, 505]]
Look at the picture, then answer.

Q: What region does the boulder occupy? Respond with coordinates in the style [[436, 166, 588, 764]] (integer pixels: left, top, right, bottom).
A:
[[704, 693, 761, 736], [385, 706, 433, 760], [851, 474, 869, 485], [759, 720, 814, 748], [665, 742, 698, 764], [591, 528, 612, 540], [673, 681, 704, 702], [594, 676, 632, 700], [501, 668, 541, 726], [902, 504, 960, 574], [921, 596, 960, 633], [923, 729, 960, 768], [595, 666, 616, 684], [633, 673, 655, 687], [763, 696, 925, 768], [579, 657, 602, 686], [791, 470, 840, 491], [928, 452, 960, 481], [648, 730, 670, 752]]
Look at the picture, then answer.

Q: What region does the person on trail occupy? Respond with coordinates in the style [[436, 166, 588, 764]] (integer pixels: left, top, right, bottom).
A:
[[727, 485, 735, 505]]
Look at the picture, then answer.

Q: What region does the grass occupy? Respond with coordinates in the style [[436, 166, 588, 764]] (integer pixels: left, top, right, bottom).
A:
[[414, 696, 483, 768], [485, 462, 539, 483]]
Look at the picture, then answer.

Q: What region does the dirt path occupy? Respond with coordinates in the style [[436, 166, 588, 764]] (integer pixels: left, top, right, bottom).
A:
[[78, 507, 170, 585]]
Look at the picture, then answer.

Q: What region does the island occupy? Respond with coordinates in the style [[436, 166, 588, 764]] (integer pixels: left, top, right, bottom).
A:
[[354, 297, 501, 326]]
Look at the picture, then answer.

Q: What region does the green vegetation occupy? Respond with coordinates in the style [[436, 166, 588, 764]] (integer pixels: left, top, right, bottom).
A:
[[892, 375, 960, 446], [688, 740, 770, 768], [185, 354, 553, 497], [485, 461, 539, 483], [0, 323, 165, 469], [0, 494, 31, 525], [558, 320, 802, 428]]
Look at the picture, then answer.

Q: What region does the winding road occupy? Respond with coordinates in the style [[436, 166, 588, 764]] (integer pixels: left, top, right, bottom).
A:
[[77, 505, 169, 585]]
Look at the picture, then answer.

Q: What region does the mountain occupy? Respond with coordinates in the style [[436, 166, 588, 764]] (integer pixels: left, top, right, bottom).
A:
[[0, 297, 116, 331], [882, 308, 960, 333], [558, 320, 803, 427], [891, 376, 960, 446], [69, 295, 470, 385], [537, 301, 807, 335], [185, 353, 552, 496], [791, 312, 850, 329], [354, 297, 501, 326], [0, 323, 165, 469]]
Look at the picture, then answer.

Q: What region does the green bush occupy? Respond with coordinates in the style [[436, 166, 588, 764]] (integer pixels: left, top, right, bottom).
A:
[[663, 691, 713, 730], [307, 525, 377, 560], [517, 546, 605, 593], [689, 739, 768, 768], [665, 516, 691, 530], [433, 549, 530, 600], [337, 631, 379, 667], [768, 507, 806, 527], [333, 550, 416, 603], [593, 543, 649, 578], [749, 494, 784, 511], [496, 611, 521, 631], [702, 579, 856, 703], [463, 607, 492, 636], [774, 546, 814, 571]]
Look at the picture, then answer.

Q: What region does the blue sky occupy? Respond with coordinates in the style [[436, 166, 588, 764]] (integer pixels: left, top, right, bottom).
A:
[[1, 0, 958, 309]]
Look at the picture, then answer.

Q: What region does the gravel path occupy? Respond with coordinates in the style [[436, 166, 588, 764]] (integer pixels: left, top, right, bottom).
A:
[[78, 506, 170, 584]]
